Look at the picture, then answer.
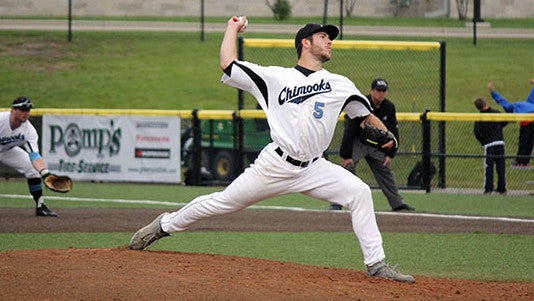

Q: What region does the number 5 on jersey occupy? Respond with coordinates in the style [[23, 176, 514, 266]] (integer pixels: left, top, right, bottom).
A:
[[313, 102, 325, 119]]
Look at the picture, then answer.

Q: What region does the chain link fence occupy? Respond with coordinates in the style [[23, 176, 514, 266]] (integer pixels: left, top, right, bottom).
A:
[[182, 111, 533, 195]]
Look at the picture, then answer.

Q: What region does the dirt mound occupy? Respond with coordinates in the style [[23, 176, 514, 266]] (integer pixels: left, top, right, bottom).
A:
[[1, 248, 532, 301]]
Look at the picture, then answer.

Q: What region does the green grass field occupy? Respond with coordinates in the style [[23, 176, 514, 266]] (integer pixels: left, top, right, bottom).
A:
[[0, 21, 532, 112], [1, 180, 533, 282]]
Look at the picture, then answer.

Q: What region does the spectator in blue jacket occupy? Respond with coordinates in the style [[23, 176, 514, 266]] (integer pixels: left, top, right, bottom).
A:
[[488, 80, 534, 167]]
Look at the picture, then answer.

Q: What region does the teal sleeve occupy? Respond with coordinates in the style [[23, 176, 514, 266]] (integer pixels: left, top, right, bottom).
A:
[[29, 152, 41, 162]]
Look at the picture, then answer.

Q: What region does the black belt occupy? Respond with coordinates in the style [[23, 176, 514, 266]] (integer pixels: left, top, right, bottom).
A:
[[275, 147, 318, 168]]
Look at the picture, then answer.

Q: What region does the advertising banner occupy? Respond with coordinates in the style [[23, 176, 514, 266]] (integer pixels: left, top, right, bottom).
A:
[[42, 115, 181, 183]]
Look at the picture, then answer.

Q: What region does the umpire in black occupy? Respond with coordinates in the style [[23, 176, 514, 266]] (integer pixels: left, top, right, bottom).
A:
[[474, 97, 508, 194], [332, 78, 415, 212]]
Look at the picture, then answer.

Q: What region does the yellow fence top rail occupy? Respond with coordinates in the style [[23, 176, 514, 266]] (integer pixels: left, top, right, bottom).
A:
[[1, 108, 193, 118], [397, 113, 423, 122], [426, 112, 534, 122], [195, 110, 235, 120], [238, 109, 266, 119], [2, 109, 533, 122], [243, 38, 441, 51]]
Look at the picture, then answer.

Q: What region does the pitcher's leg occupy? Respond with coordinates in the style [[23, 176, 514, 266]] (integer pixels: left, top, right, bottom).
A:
[[345, 182, 385, 266], [162, 166, 282, 233], [161, 146, 292, 233], [302, 160, 385, 266]]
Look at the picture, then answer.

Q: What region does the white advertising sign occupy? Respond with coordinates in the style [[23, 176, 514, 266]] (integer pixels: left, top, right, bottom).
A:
[[42, 115, 181, 183]]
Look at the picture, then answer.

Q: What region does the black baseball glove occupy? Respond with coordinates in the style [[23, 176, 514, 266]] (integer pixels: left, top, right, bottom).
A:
[[359, 123, 398, 155]]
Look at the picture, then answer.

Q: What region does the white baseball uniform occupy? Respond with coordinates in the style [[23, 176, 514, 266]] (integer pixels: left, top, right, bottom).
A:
[[161, 61, 386, 266], [0, 111, 41, 178]]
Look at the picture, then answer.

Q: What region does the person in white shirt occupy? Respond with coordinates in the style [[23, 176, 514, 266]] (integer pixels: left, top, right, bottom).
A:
[[0, 97, 57, 216]]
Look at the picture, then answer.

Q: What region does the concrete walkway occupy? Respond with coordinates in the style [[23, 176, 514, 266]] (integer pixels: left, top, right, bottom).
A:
[[1, 19, 533, 38]]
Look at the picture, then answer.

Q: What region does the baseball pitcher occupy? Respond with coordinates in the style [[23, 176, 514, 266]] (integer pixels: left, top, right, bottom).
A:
[[129, 17, 414, 283]]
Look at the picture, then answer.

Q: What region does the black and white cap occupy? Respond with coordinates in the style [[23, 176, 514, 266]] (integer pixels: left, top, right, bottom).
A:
[[12, 96, 33, 110], [294, 23, 339, 49]]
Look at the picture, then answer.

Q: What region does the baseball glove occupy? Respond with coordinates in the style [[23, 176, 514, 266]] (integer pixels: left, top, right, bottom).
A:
[[43, 173, 73, 193], [359, 123, 398, 154]]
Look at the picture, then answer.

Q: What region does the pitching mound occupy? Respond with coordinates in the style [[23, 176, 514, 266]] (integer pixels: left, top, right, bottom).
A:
[[1, 248, 532, 300]]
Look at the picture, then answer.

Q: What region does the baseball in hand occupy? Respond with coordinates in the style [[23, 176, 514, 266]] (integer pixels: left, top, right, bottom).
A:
[[238, 16, 248, 32]]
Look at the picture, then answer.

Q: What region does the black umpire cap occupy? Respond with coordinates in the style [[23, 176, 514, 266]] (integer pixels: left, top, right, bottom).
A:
[[371, 78, 388, 91], [12, 96, 33, 111], [294, 23, 339, 49]]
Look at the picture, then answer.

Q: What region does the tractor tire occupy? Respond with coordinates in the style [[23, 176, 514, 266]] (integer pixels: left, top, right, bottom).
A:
[[213, 150, 236, 181]]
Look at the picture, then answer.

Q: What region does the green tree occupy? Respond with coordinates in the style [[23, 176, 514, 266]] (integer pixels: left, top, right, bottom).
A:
[[265, 0, 292, 20]]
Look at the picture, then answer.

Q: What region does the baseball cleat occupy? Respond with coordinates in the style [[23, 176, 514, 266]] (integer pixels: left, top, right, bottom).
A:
[[329, 203, 343, 210], [367, 260, 415, 283], [129, 212, 169, 250], [35, 204, 58, 217], [392, 204, 415, 212]]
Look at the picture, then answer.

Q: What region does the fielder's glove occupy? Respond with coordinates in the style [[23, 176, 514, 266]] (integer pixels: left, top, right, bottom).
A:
[[40, 169, 73, 193], [359, 123, 398, 155]]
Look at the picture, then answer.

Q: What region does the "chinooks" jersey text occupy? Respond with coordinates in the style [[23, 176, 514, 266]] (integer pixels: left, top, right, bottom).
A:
[[278, 79, 332, 105]]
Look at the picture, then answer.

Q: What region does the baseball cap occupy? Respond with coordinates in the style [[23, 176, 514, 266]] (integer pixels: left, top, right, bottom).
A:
[[371, 78, 388, 91], [294, 23, 339, 49], [12, 96, 33, 111]]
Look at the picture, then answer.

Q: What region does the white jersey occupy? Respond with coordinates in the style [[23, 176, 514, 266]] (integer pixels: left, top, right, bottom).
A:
[[0, 111, 40, 154], [222, 61, 371, 161]]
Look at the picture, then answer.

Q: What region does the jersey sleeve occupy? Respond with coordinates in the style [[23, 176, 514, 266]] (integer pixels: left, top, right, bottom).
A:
[[490, 90, 514, 112], [221, 60, 271, 109], [21, 124, 40, 154], [343, 94, 373, 119]]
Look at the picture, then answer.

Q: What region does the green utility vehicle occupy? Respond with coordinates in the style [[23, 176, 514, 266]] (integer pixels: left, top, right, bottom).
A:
[[182, 118, 271, 183]]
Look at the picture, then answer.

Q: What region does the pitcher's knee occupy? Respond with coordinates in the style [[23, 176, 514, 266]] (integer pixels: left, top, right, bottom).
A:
[[343, 180, 371, 196], [343, 183, 372, 208]]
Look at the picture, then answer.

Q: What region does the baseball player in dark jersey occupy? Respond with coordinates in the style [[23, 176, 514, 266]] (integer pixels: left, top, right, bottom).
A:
[[0, 97, 58, 216], [129, 17, 415, 283]]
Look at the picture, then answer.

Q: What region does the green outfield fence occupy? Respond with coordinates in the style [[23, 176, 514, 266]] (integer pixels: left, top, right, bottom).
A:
[[2, 108, 532, 194]]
